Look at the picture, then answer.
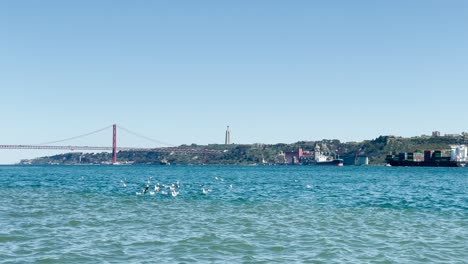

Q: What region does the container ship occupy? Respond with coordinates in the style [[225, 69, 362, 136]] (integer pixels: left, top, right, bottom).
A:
[[385, 145, 467, 167]]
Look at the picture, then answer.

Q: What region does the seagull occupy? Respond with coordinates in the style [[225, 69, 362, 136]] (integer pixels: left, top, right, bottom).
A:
[[172, 181, 180, 189], [306, 184, 313, 189], [146, 176, 153, 185], [202, 188, 212, 195], [120, 180, 127, 188], [143, 184, 150, 194], [229, 184, 233, 189], [171, 190, 179, 197], [154, 184, 160, 192]]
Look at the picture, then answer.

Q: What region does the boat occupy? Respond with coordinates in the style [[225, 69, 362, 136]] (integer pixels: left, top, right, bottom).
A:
[[159, 159, 171, 165], [385, 145, 467, 167], [313, 146, 343, 166], [315, 159, 344, 166]]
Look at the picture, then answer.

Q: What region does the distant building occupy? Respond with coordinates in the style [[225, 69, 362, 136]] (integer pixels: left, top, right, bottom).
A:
[[444, 134, 460, 137], [285, 148, 303, 165], [432, 131, 441, 137], [225, 126, 231, 145], [356, 155, 369, 166]]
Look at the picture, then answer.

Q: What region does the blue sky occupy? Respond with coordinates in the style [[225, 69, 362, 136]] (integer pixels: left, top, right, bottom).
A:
[[0, 0, 467, 164]]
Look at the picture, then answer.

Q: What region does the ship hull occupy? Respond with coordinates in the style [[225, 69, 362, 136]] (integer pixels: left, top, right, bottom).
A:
[[386, 160, 466, 167], [315, 159, 344, 166]]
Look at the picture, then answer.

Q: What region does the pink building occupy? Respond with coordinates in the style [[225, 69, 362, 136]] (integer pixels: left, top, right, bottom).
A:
[[285, 148, 303, 164]]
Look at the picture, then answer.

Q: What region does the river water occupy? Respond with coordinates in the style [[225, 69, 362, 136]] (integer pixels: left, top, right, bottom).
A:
[[0, 165, 466, 263]]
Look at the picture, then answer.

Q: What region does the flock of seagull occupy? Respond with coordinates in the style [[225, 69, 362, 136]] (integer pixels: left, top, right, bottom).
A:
[[120, 176, 313, 197], [119, 175, 228, 197]]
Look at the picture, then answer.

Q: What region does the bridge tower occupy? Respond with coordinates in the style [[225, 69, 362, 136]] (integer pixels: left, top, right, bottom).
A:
[[112, 124, 117, 164]]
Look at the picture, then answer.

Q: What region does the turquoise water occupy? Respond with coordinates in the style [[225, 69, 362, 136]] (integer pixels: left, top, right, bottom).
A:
[[0, 165, 466, 263]]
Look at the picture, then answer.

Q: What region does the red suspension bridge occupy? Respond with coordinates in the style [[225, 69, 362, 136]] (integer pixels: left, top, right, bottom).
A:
[[0, 124, 220, 163]]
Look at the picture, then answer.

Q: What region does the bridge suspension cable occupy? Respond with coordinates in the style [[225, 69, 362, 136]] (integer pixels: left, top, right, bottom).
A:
[[37, 125, 114, 145], [118, 125, 175, 147]]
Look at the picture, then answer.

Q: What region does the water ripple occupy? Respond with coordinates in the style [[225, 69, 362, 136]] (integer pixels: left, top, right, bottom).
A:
[[0, 165, 466, 263]]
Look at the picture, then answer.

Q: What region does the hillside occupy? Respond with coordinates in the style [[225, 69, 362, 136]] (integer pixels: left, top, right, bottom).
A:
[[20, 134, 468, 165]]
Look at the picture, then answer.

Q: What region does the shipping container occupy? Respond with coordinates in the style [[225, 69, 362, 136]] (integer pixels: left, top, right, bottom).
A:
[[399, 152, 407, 161], [424, 150, 433, 162]]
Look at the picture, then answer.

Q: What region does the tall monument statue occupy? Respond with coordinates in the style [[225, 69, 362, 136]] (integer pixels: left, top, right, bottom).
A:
[[225, 126, 231, 145]]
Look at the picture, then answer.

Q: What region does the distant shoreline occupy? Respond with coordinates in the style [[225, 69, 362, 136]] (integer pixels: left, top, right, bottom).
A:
[[11, 134, 468, 166]]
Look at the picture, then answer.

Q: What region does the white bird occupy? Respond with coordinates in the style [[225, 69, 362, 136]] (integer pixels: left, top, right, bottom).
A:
[[306, 184, 313, 189], [154, 184, 160, 192], [146, 176, 153, 185], [215, 176, 219, 181], [120, 180, 127, 188], [202, 188, 212, 195], [149, 191, 156, 195], [229, 184, 233, 189], [172, 181, 180, 189], [171, 190, 179, 197], [161, 190, 168, 195]]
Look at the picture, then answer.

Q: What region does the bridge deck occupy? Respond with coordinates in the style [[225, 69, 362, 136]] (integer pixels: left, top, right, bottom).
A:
[[0, 145, 221, 154]]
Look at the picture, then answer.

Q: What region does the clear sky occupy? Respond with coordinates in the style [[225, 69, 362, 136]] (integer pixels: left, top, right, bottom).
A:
[[0, 0, 467, 164]]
